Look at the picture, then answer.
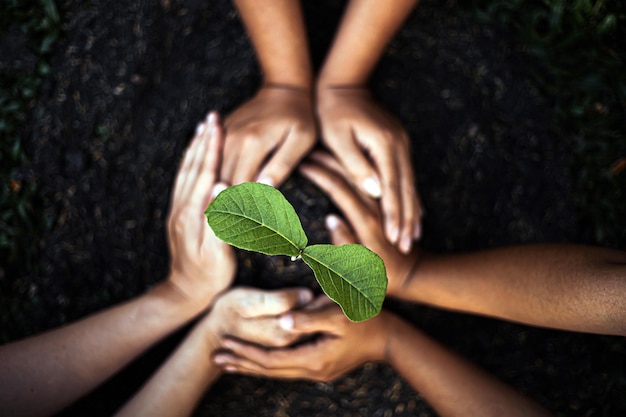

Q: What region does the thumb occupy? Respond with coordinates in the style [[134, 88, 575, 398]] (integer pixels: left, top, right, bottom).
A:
[[236, 287, 314, 318], [325, 215, 356, 246], [286, 301, 343, 334]]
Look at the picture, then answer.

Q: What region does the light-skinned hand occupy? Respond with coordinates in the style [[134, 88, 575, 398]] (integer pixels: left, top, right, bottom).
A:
[[299, 151, 421, 297], [166, 112, 235, 306], [316, 86, 422, 253], [213, 295, 391, 382], [200, 287, 314, 351], [221, 85, 317, 187]]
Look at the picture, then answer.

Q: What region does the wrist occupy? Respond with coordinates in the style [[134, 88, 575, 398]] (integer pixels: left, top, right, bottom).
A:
[[384, 313, 417, 367], [150, 278, 218, 320]]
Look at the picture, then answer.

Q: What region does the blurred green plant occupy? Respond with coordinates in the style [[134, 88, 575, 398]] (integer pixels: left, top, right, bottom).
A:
[[468, 0, 626, 247], [0, 0, 61, 276]]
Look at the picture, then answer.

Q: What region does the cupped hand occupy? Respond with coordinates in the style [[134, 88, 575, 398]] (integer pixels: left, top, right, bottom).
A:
[[299, 151, 421, 298], [213, 295, 391, 382], [200, 287, 314, 349], [316, 86, 422, 253], [221, 85, 317, 187], [166, 113, 235, 306]]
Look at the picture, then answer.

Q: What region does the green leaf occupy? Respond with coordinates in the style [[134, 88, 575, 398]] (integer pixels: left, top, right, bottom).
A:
[[302, 244, 387, 322], [205, 182, 307, 257]]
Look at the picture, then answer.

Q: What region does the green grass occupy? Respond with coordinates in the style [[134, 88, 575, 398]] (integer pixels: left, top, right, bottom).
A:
[[467, 0, 626, 247], [0, 0, 61, 277]]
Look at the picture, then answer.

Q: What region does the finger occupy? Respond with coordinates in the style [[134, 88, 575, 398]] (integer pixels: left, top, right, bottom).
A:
[[256, 128, 315, 187], [396, 148, 421, 253], [323, 126, 382, 198], [233, 287, 314, 318], [325, 215, 356, 246], [172, 118, 208, 202], [219, 337, 326, 371], [219, 118, 243, 184], [289, 302, 344, 333], [231, 138, 274, 185], [369, 135, 401, 245], [227, 316, 301, 348], [214, 350, 314, 380], [306, 151, 378, 213], [190, 112, 224, 209], [299, 162, 376, 237]]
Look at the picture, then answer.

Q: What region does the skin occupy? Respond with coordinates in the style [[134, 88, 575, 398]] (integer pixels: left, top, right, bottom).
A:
[[221, 0, 316, 188], [299, 151, 626, 336], [316, 0, 423, 252], [214, 296, 554, 417], [224, 0, 422, 254], [114, 287, 313, 417]]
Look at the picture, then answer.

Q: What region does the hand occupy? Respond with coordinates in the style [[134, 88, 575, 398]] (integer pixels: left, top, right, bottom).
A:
[[316, 86, 422, 253], [221, 85, 317, 187], [166, 113, 235, 305], [299, 151, 421, 297], [213, 295, 391, 382], [200, 287, 314, 349]]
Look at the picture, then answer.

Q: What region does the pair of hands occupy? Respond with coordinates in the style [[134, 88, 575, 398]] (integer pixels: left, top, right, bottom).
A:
[[222, 85, 423, 254], [210, 148, 423, 382], [166, 111, 420, 382]]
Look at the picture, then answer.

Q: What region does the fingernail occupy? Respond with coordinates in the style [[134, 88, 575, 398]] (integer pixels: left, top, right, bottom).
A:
[[195, 123, 205, 136], [214, 355, 228, 365], [207, 112, 217, 124], [222, 339, 236, 350], [224, 366, 236, 373], [211, 183, 228, 200], [386, 225, 400, 244], [325, 215, 340, 231], [299, 290, 313, 306], [257, 176, 275, 187], [279, 314, 294, 330], [399, 234, 412, 254], [361, 176, 382, 198]]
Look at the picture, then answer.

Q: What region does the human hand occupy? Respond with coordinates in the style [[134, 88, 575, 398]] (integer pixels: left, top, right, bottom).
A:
[[221, 85, 317, 187], [213, 295, 391, 382], [166, 113, 235, 306], [299, 151, 421, 298], [200, 286, 314, 350], [316, 86, 422, 253]]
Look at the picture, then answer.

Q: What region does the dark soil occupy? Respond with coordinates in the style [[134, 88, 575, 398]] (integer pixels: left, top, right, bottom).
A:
[[3, 0, 626, 416]]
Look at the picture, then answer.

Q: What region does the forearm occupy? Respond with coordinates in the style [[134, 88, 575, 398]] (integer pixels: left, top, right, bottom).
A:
[[386, 316, 553, 417], [114, 321, 222, 417], [401, 244, 626, 335], [318, 0, 418, 87], [233, 0, 312, 88], [0, 280, 210, 417]]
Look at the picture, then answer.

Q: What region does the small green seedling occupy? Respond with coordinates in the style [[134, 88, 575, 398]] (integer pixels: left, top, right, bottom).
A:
[[205, 182, 387, 322]]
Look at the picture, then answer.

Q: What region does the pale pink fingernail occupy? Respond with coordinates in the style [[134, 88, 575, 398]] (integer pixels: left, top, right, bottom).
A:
[[211, 183, 228, 199], [325, 215, 341, 231], [399, 234, 412, 254], [361, 176, 382, 198], [299, 290, 313, 306], [257, 176, 275, 187], [195, 123, 205, 136], [214, 356, 225, 365], [386, 225, 400, 244], [207, 112, 217, 124], [279, 314, 294, 330]]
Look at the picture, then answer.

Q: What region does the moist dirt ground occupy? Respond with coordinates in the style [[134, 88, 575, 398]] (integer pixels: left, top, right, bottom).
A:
[[3, 0, 626, 416]]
